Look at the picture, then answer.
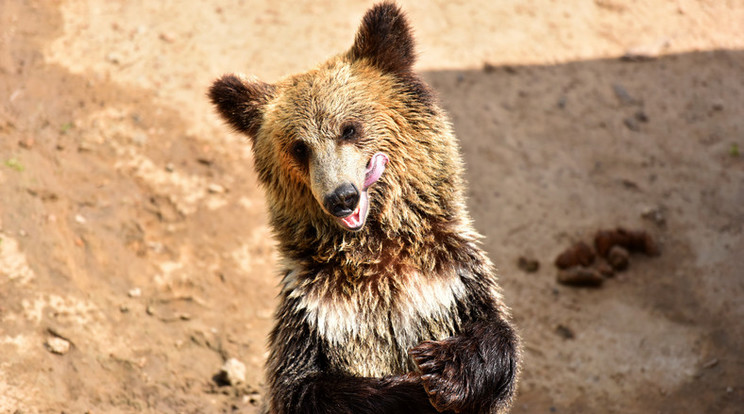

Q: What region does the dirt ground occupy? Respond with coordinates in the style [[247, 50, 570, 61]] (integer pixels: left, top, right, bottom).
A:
[[1, 1, 742, 413]]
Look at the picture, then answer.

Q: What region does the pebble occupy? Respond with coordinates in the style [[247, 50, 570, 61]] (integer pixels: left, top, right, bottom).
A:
[[45, 337, 71, 355], [78, 142, 94, 152], [106, 52, 122, 64], [612, 83, 640, 106], [216, 358, 246, 386], [159, 32, 176, 43], [18, 138, 34, 149], [555, 324, 575, 340], [634, 110, 649, 123], [623, 117, 641, 132], [207, 183, 226, 194], [621, 39, 670, 62], [557, 266, 604, 287], [517, 256, 540, 273], [128, 287, 142, 298], [555, 241, 595, 269], [641, 206, 666, 227], [557, 96, 567, 109]]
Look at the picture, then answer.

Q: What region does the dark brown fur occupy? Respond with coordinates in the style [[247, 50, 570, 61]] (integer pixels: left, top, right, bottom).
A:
[[209, 3, 521, 413]]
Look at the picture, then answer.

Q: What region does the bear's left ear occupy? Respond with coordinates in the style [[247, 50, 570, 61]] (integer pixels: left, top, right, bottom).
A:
[[209, 74, 275, 144], [348, 2, 416, 75]]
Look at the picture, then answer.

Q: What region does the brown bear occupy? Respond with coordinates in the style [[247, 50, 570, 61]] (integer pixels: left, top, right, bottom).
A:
[[209, 2, 521, 413]]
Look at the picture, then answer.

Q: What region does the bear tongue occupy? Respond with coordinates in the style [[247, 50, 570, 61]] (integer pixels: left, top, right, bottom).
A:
[[363, 152, 389, 190], [340, 203, 362, 229]]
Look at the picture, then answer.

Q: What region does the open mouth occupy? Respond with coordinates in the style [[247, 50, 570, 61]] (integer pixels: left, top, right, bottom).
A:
[[337, 152, 388, 231]]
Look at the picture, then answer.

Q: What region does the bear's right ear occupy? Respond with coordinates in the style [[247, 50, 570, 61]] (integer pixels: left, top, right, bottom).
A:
[[209, 74, 275, 143]]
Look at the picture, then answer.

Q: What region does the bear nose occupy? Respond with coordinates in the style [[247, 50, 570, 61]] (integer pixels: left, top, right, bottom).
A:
[[324, 183, 360, 217]]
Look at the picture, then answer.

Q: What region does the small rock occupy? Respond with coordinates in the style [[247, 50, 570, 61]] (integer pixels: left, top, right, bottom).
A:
[[634, 110, 649, 123], [621, 178, 640, 190], [623, 117, 640, 132], [621, 51, 657, 62], [612, 83, 640, 106], [557, 266, 604, 287], [620, 38, 670, 62], [159, 32, 176, 43], [128, 287, 142, 298], [207, 183, 226, 194], [247, 392, 262, 406], [641, 206, 666, 227], [557, 96, 567, 109], [165, 163, 175, 172], [555, 324, 575, 340], [18, 138, 34, 149], [517, 256, 540, 273], [45, 337, 71, 355], [106, 52, 122, 64], [75, 214, 87, 224], [555, 241, 595, 269], [607, 246, 630, 271], [78, 142, 94, 152], [215, 358, 246, 386], [196, 157, 213, 166]]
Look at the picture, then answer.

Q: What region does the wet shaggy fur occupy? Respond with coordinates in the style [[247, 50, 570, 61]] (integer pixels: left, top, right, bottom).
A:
[[209, 2, 521, 413]]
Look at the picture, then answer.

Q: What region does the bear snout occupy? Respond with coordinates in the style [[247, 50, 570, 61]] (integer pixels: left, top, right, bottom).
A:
[[324, 183, 360, 217]]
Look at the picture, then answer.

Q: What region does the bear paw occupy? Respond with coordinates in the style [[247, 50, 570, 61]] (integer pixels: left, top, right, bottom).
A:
[[409, 339, 470, 413]]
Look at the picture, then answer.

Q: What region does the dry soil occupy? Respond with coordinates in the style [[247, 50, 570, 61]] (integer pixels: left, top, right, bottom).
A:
[[1, 1, 743, 413]]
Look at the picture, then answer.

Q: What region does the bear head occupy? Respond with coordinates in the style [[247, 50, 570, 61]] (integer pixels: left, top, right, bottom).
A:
[[210, 2, 464, 240]]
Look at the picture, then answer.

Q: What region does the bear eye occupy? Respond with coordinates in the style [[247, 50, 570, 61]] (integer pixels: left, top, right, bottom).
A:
[[290, 141, 310, 163], [340, 121, 360, 142]]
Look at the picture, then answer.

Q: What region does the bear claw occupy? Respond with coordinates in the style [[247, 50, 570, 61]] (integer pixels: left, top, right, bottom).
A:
[[410, 340, 470, 413]]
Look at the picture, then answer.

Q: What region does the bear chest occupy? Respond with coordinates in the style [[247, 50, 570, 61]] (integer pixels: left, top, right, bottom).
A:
[[285, 267, 467, 377]]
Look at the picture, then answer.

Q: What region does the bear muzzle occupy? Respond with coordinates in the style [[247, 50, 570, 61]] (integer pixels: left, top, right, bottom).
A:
[[322, 152, 388, 232]]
